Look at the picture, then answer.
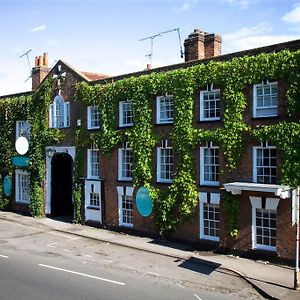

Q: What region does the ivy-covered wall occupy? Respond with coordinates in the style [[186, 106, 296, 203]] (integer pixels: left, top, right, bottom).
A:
[[1, 49, 300, 239]]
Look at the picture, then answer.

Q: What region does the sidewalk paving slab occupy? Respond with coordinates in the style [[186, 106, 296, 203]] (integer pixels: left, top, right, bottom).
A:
[[0, 211, 299, 300]]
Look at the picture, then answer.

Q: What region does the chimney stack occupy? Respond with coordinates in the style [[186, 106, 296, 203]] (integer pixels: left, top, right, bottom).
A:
[[32, 52, 50, 90], [184, 29, 222, 62]]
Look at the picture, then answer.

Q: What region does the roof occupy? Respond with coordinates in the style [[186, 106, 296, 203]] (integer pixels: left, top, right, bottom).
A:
[[80, 72, 108, 81]]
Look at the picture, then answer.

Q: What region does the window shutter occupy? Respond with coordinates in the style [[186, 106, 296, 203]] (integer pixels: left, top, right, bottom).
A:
[[49, 103, 55, 128], [87, 106, 91, 129], [64, 102, 70, 127]]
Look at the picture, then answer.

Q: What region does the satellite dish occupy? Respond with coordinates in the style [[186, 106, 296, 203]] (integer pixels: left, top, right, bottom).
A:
[[15, 137, 29, 155]]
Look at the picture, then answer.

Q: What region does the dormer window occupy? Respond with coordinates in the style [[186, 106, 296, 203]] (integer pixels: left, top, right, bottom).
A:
[[49, 95, 70, 128]]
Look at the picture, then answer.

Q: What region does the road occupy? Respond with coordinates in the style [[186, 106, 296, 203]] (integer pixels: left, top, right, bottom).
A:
[[0, 217, 263, 300]]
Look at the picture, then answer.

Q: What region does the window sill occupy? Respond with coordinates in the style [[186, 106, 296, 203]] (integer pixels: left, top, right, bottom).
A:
[[119, 224, 133, 228], [198, 118, 221, 123], [200, 182, 220, 187], [119, 124, 133, 129], [117, 179, 133, 183], [156, 122, 174, 126], [252, 115, 280, 120], [86, 206, 100, 210], [15, 201, 30, 206], [87, 127, 101, 130], [157, 180, 173, 184], [200, 236, 220, 243], [253, 245, 276, 252]]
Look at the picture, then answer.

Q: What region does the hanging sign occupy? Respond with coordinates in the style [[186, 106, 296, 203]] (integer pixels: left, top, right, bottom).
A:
[[15, 137, 29, 155], [12, 156, 29, 167], [136, 186, 153, 217], [3, 175, 12, 197]]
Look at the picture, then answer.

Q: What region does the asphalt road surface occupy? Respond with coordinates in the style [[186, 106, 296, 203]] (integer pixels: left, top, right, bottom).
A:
[[0, 217, 263, 300]]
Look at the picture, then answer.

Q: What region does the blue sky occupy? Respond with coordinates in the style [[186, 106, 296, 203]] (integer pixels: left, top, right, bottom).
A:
[[1, 0, 300, 95]]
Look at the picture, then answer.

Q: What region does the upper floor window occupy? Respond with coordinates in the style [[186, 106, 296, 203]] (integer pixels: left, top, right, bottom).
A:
[[200, 142, 220, 186], [119, 100, 133, 127], [253, 141, 277, 184], [157, 140, 173, 183], [200, 89, 221, 121], [49, 95, 70, 128], [16, 120, 30, 140], [87, 148, 100, 179], [253, 82, 278, 118], [87, 105, 101, 130], [118, 142, 133, 181], [156, 95, 174, 124]]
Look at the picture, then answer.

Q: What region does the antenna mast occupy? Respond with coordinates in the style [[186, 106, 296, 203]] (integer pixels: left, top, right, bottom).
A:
[[140, 28, 184, 64], [19, 49, 34, 82]]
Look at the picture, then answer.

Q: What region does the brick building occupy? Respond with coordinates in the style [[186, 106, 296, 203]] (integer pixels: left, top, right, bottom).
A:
[[0, 29, 299, 261]]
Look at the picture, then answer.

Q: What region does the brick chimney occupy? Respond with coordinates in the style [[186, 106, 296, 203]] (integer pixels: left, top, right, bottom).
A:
[[32, 52, 50, 90], [184, 29, 222, 62]]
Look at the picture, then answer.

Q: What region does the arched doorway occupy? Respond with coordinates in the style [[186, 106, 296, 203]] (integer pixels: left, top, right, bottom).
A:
[[51, 153, 73, 217]]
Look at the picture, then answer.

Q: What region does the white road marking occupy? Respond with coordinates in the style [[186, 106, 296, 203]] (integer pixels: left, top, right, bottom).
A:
[[148, 272, 162, 277], [0, 254, 8, 258], [38, 264, 125, 286], [85, 254, 93, 258], [47, 242, 58, 248], [102, 259, 113, 263], [68, 237, 81, 241], [63, 249, 72, 253], [193, 294, 202, 300]]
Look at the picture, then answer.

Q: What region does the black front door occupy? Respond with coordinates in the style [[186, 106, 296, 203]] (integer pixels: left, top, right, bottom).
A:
[[51, 153, 73, 217]]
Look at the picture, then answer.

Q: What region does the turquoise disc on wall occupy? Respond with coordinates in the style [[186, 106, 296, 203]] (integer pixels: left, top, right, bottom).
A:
[[136, 186, 153, 217], [12, 156, 29, 167], [3, 175, 12, 197]]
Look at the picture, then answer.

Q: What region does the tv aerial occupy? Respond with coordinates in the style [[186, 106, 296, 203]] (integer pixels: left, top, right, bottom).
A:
[[19, 48, 34, 82], [139, 28, 184, 64]]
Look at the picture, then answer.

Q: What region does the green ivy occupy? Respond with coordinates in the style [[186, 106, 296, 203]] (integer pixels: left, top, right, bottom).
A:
[[1, 49, 300, 236], [221, 192, 239, 238]]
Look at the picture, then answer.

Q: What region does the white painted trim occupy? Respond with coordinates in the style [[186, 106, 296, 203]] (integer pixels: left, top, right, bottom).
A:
[[253, 82, 278, 118], [199, 89, 221, 121], [118, 148, 133, 181], [199, 202, 220, 242], [156, 147, 173, 183], [200, 145, 219, 186], [85, 180, 101, 223], [119, 100, 133, 127], [224, 182, 290, 199], [15, 169, 30, 204], [87, 105, 101, 130], [45, 146, 75, 215], [156, 95, 174, 124], [116, 186, 134, 228], [87, 149, 100, 179]]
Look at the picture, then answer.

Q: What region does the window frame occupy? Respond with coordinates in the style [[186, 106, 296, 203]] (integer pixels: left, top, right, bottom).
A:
[[87, 149, 100, 179], [253, 82, 278, 118], [157, 140, 173, 183], [119, 100, 133, 127], [16, 120, 31, 140], [49, 95, 70, 129], [118, 143, 133, 181], [253, 142, 277, 184], [117, 186, 134, 228], [156, 94, 174, 124], [200, 143, 220, 186], [15, 169, 30, 204], [87, 105, 101, 130], [199, 89, 221, 121]]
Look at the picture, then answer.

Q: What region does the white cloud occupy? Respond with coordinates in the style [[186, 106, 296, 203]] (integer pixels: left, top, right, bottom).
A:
[[172, 0, 198, 12], [223, 23, 300, 53], [222, 0, 257, 9], [30, 25, 46, 32], [282, 6, 300, 24]]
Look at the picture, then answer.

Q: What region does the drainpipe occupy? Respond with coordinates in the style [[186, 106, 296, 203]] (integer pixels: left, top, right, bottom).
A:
[[294, 186, 300, 290]]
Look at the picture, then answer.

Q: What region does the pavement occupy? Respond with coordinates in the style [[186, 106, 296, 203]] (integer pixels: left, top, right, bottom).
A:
[[0, 211, 299, 300]]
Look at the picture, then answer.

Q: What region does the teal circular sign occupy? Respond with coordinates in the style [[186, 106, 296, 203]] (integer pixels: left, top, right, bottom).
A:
[[136, 186, 153, 217], [3, 175, 12, 197]]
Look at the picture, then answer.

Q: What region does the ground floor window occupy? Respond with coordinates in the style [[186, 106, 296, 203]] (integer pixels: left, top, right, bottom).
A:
[[117, 186, 134, 227], [254, 208, 277, 251], [250, 196, 279, 252], [15, 169, 30, 204], [199, 192, 220, 242], [84, 180, 101, 223]]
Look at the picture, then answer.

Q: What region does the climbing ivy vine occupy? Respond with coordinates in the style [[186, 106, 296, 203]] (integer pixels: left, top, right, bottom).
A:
[[1, 49, 300, 237]]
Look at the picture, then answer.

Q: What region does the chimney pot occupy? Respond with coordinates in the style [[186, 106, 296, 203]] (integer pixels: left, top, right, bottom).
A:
[[35, 56, 39, 67], [43, 52, 49, 67], [39, 55, 44, 66], [146, 64, 152, 70]]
